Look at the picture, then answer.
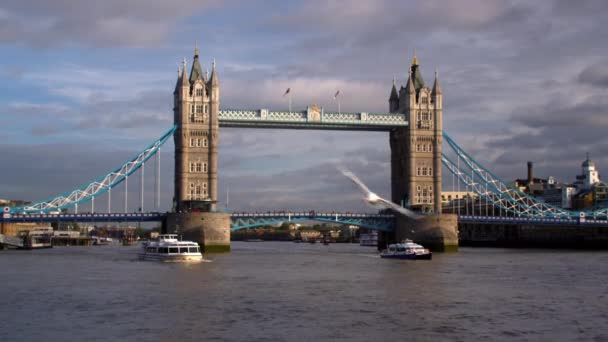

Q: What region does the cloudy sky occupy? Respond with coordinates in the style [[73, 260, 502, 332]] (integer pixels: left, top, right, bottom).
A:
[[1, 0, 607, 212]]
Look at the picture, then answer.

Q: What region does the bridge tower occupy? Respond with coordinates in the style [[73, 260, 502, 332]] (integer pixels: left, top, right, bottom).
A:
[[388, 54, 457, 251], [173, 45, 219, 212], [166, 45, 230, 252], [390, 54, 442, 214]]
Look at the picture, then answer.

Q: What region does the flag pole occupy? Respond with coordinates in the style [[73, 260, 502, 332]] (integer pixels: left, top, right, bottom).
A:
[[338, 98, 341, 115], [289, 92, 292, 114]]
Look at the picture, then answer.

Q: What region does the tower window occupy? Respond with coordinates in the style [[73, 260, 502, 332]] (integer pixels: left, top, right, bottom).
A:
[[203, 162, 208, 173], [189, 138, 195, 147], [204, 104, 208, 114], [196, 105, 203, 113], [196, 139, 201, 147], [195, 163, 202, 172], [196, 88, 203, 97], [189, 163, 195, 173], [203, 138, 208, 147]]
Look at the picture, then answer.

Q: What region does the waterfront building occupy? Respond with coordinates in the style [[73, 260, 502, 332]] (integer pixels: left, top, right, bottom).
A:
[[513, 156, 606, 210], [441, 191, 478, 206]]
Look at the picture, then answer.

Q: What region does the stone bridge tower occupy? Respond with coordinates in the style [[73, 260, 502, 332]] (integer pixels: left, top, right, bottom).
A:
[[173, 45, 219, 212], [389, 54, 442, 214], [166, 45, 230, 253], [387, 55, 457, 252]]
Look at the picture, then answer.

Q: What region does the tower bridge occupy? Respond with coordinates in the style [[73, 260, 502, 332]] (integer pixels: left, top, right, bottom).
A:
[[4, 46, 608, 250]]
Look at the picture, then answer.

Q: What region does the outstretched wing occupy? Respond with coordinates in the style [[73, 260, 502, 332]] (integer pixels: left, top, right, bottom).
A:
[[338, 166, 372, 195], [377, 197, 422, 219], [338, 165, 422, 220]]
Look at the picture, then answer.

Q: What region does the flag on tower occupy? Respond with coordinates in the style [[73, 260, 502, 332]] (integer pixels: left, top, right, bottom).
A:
[[283, 87, 291, 97], [334, 90, 340, 99]]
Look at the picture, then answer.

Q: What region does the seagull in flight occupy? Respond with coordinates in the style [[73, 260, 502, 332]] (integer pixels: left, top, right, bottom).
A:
[[338, 166, 422, 219]]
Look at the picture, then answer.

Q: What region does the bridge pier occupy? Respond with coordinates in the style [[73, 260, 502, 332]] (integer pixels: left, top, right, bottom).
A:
[[164, 212, 231, 253], [392, 214, 459, 252]]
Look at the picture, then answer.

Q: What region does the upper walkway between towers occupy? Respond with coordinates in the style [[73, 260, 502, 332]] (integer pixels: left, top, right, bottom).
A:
[[218, 107, 408, 131]]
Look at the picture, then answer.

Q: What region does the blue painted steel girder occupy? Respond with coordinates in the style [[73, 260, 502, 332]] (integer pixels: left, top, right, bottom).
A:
[[1, 212, 166, 223], [230, 212, 395, 231]]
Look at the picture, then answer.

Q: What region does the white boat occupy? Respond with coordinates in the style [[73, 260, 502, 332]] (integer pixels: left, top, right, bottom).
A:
[[380, 240, 432, 260], [138, 234, 203, 262], [91, 236, 113, 245], [359, 231, 378, 246], [19, 227, 53, 249]]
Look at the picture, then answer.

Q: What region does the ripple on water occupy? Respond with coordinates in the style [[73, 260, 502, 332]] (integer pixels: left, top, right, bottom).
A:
[[1, 243, 608, 341]]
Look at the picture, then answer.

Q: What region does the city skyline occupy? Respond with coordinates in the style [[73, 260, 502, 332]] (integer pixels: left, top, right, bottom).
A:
[[1, 0, 607, 211]]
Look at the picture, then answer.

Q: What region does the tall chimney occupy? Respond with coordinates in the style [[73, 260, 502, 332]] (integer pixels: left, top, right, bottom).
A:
[[527, 161, 533, 185]]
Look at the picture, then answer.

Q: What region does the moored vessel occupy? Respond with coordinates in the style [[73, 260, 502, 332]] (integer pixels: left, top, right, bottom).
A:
[[380, 240, 432, 260], [359, 231, 378, 247], [138, 234, 203, 262]]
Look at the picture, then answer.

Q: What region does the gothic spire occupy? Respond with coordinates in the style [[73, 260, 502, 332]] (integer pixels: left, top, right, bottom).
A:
[[405, 70, 415, 94], [432, 69, 442, 95], [180, 58, 189, 87], [210, 58, 219, 87], [190, 43, 203, 83], [410, 52, 425, 91], [390, 76, 399, 100], [174, 65, 181, 94]]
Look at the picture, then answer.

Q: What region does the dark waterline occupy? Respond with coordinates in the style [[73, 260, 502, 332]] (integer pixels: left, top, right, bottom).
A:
[[1, 242, 607, 341]]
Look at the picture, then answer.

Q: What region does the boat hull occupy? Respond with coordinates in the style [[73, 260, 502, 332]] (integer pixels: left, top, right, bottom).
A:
[[138, 253, 204, 263], [380, 253, 432, 260]]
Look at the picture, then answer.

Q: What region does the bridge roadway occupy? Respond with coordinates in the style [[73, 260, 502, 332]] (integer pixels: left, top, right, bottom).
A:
[[0, 211, 397, 231], [459, 215, 607, 226], [3, 212, 604, 230]]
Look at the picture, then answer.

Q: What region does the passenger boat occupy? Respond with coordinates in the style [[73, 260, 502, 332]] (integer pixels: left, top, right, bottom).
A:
[[91, 236, 113, 245], [380, 240, 432, 260], [19, 227, 53, 249], [138, 234, 203, 262]]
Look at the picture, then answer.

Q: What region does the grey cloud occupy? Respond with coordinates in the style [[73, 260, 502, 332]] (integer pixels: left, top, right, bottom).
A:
[[578, 62, 608, 88], [0, 0, 225, 47]]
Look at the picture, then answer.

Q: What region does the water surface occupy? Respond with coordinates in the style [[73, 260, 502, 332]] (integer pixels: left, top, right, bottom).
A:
[[1, 242, 607, 341]]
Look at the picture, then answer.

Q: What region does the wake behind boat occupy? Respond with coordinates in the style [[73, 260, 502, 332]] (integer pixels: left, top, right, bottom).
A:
[[138, 234, 203, 262], [380, 240, 432, 260]]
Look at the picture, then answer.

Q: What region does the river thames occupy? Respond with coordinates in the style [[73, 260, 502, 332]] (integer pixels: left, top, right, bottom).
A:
[[1, 242, 607, 341]]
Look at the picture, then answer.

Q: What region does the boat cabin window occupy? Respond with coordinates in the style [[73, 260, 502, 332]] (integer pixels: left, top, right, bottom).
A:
[[179, 247, 189, 254], [169, 247, 178, 254], [397, 246, 406, 252], [189, 247, 199, 253], [158, 247, 168, 254], [389, 246, 395, 252], [147, 247, 157, 253]]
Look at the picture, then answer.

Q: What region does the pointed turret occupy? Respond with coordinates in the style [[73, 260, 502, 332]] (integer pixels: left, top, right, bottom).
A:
[[389, 77, 399, 112], [390, 77, 399, 100], [180, 58, 189, 87], [174, 66, 181, 95], [405, 70, 415, 94], [209, 58, 219, 87], [189, 43, 203, 83], [410, 52, 425, 91], [432, 69, 442, 95]]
